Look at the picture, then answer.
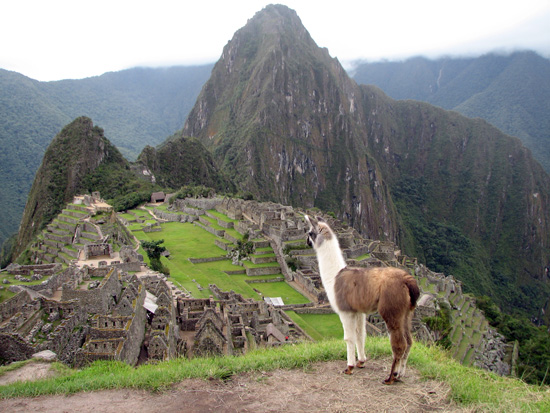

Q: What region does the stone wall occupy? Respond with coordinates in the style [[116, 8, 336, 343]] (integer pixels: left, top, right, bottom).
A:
[[47, 307, 89, 364], [61, 268, 121, 314], [171, 197, 224, 212], [24, 266, 75, 297], [110, 261, 142, 272], [0, 333, 36, 363], [0, 290, 33, 323], [4, 263, 62, 276]]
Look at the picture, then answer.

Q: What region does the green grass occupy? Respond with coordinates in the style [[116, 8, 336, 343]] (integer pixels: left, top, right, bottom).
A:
[[130, 209, 150, 218], [285, 311, 324, 341], [251, 282, 309, 305], [295, 313, 343, 339], [147, 204, 168, 212], [0, 269, 56, 303], [207, 209, 238, 223], [354, 253, 371, 261], [1, 339, 548, 411], [255, 246, 273, 253], [0, 287, 16, 303], [242, 260, 279, 269]]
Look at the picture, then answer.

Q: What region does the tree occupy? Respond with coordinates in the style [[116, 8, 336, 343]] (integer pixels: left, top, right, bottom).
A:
[[140, 239, 169, 275]]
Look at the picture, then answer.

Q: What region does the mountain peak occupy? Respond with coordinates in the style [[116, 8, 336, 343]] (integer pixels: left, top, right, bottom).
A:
[[218, 3, 316, 69], [14, 117, 130, 257], [245, 4, 307, 36]]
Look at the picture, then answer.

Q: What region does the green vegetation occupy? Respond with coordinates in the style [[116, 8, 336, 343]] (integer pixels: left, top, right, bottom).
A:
[[252, 282, 309, 305], [353, 51, 550, 173], [138, 137, 235, 194], [133, 218, 292, 300], [476, 296, 550, 386], [288, 312, 343, 339], [0, 64, 212, 257], [1, 339, 549, 411], [111, 191, 154, 212], [11, 117, 159, 261], [140, 239, 169, 275], [169, 185, 216, 202], [423, 301, 452, 349]]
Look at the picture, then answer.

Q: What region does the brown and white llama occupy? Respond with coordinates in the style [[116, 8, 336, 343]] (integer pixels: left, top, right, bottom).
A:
[[305, 215, 420, 384]]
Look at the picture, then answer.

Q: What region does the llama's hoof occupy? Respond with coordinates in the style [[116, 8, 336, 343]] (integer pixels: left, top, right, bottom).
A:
[[343, 366, 354, 375], [383, 377, 395, 385], [383, 375, 402, 385], [356, 360, 366, 369]]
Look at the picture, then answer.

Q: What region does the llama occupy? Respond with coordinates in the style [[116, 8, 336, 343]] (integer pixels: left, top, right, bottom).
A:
[[305, 215, 420, 384]]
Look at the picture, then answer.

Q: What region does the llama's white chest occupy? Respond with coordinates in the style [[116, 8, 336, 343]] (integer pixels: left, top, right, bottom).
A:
[[316, 243, 346, 312]]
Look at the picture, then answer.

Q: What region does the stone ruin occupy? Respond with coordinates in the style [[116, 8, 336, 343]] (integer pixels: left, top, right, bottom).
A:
[[177, 284, 309, 358], [83, 243, 112, 260], [0, 264, 175, 367], [0, 258, 309, 367]]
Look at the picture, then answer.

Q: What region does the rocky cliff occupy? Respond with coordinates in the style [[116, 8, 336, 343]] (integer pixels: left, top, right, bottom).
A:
[[183, 5, 400, 242]]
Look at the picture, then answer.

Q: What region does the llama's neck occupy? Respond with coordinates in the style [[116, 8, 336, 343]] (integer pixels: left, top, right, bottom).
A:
[[315, 238, 347, 302]]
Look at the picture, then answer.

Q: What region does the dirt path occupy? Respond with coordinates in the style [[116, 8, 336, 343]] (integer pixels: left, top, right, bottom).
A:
[[0, 359, 466, 412]]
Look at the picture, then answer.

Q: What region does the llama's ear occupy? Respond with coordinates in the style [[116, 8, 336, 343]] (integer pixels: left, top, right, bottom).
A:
[[316, 216, 326, 223], [304, 215, 317, 229]]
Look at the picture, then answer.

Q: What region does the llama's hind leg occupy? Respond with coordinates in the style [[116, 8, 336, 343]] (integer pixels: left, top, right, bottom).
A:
[[339, 312, 357, 374], [384, 328, 407, 385], [355, 313, 367, 368], [396, 312, 414, 378]]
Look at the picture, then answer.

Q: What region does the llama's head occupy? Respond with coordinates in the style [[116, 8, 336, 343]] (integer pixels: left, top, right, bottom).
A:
[[305, 215, 335, 250]]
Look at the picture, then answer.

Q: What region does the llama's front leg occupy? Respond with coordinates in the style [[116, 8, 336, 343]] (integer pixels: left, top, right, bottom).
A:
[[340, 312, 357, 374], [355, 313, 367, 368]]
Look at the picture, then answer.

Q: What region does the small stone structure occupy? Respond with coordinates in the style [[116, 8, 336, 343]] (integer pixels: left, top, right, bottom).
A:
[[84, 243, 112, 260], [150, 192, 166, 203]]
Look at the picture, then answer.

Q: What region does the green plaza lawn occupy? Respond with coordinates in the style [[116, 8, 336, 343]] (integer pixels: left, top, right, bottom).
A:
[[135, 221, 308, 305]]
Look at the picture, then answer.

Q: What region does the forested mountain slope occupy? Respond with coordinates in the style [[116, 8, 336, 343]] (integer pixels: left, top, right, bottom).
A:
[[0, 65, 211, 248], [352, 51, 550, 172]]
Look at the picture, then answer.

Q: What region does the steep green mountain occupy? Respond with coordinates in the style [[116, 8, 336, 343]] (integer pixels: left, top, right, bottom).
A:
[[352, 52, 550, 172], [182, 4, 550, 318], [0, 65, 212, 249], [13, 117, 154, 259]]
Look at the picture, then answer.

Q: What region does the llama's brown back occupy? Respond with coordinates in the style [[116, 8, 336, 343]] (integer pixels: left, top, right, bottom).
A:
[[334, 267, 417, 316]]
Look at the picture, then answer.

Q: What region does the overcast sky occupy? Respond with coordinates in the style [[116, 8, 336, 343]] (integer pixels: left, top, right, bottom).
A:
[[1, 0, 549, 81]]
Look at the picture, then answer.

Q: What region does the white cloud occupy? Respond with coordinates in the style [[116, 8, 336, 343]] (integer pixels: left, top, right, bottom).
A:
[[1, 0, 549, 81]]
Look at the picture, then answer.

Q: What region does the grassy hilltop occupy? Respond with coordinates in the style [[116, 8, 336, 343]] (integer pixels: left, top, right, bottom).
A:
[[1, 338, 549, 411]]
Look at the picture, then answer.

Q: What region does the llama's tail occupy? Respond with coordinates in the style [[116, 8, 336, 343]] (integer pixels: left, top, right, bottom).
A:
[[404, 275, 420, 309]]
